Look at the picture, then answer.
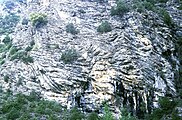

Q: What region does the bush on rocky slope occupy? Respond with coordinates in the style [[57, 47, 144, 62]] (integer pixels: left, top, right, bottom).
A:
[[61, 49, 79, 64], [97, 21, 112, 33], [0, 36, 34, 65], [146, 97, 181, 120], [30, 13, 48, 28], [0, 13, 20, 35], [66, 23, 79, 35], [120, 108, 137, 120], [161, 9, 173, 27], [133, 1, 155, 12], [102, 104, 115, 120], [111, 0, 129, 16], [1, 90, 180, 119], [0, 91, 62, 120], [0, 89, 138, 120], [87, 112, 100, 120], [2, 35, 11, 44]]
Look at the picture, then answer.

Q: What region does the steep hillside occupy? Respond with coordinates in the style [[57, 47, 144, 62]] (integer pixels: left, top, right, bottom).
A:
[[0, 0, 182, 119]]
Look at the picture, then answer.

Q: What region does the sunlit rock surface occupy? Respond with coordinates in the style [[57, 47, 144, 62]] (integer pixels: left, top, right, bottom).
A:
[[0, 0, 181, 117]]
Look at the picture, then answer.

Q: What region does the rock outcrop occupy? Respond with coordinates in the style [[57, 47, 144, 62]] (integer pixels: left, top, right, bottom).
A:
[[0, 0, 181, 118]]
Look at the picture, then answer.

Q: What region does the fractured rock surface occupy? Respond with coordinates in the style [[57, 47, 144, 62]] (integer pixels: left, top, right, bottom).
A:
[[0, 0, 181, 116]]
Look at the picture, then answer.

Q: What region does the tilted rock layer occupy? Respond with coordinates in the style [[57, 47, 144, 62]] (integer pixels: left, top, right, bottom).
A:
[[0, 0, 181, 117]]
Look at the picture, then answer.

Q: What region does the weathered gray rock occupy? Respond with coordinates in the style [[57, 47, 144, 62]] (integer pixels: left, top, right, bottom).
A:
[[0, 0, 181, 118]]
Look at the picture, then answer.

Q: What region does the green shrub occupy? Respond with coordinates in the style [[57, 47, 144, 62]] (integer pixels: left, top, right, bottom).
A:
[[30, 40, 35, 46], [178, 4, 182, 10], [61, 49, 79, 64], [0, 44, 6, 53], [9, 46, 18, 55], [10, 50, 26, 61], [158, 0, 168, 3], [3, 75, 9, 83], [148, 97, 179, 120], [87, 112, 100, 120], [158, 97, 176, 113], [25, 40, 35, 52], [120, 108, 137, 120], [146, 0, 156, 4], [102, 105, 114, 120], [161, 9, 173, 26], [30, 13, 48, 27], [25, 46, 33, 52], [66, 23, 79, 35], [133, 2, 144, 13], [26, 90, 40, 102], [133, 0, 155, 13], [0, 13, 20, 34], [6, 42, 13, 50], [22, 55, 34, 64], [0, 59, 5, 65], [2, 35, 11, 44], [0, 91, 63, 119], [171, 109, 181, 120], [69, 107, 84, 120], [111, 0, 129, 16], [6, 107, 21, 119], [8, 47, 34, 64], [143, 1, 155, 11], [97, 21, 112, 33]]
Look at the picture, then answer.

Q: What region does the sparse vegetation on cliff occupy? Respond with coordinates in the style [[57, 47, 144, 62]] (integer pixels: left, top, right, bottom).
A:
[[66, 23, 79, 35], [30, 13, 48, 27], [61, 49, 79, 64], [97, 21, 112, 33], [111, 0, 129, 16], [0, 13, 20, 35], [0, 0, 181, 120]]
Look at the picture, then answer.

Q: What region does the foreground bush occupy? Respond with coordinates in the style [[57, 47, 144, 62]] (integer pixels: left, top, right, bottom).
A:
[[0, 91, 62, 120], [101, 105, 114, 120], [120, 108, 137, 120], [87, 112, 100, 120], [147, 97, 180, 120]]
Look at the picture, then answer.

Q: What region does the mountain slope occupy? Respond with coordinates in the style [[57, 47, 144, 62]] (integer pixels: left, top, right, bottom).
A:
[[0, 0, 182, 119]]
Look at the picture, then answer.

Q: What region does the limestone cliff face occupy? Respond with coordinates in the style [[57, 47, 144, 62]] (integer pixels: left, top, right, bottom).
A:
[[0, 0, 181, 117]]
